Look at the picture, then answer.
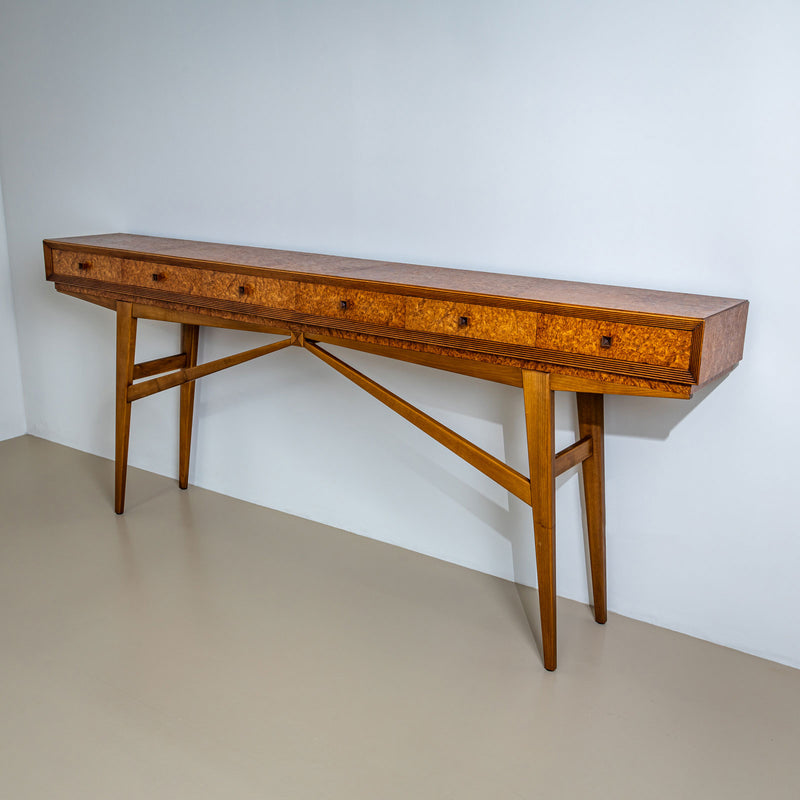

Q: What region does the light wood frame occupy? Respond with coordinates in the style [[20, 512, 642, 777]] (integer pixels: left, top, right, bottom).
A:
[[44, 232, 747, 671], [113, 302, 605, 671]]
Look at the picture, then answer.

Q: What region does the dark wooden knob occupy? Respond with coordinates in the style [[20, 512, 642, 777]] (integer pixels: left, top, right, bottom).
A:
[[600, 335, 613, 349], [238, 285, 253, 296], [151, 273, 165, 282], [458, 316, 470, 328], [77, 261, 91, 271], [340, 299, 350, 311]]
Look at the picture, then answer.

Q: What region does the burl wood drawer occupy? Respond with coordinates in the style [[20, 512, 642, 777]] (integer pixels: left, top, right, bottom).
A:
[[294, 283, 406, 327], [51, 250, 123, 281], [536, 314, 693, 369], [115, 259, 195, 291], [215, 274, 296, 308], [117, 261, 296, 308], [405, 298, 539, 346]]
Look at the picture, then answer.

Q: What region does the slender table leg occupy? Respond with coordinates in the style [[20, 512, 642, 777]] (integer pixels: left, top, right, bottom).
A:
[[178, 324, 200, 490], [577, 392, 607, 624], [115, 302, 138, 514], [522, 369, 557, 671]]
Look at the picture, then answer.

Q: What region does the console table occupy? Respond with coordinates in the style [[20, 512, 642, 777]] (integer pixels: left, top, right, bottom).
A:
[[43, 233, 748, 670]]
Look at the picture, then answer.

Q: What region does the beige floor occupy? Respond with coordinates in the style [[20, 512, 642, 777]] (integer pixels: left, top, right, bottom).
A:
[[1, 435, 798, 799]]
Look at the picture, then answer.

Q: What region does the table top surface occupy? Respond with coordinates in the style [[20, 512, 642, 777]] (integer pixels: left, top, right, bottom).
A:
[[46, 233, 746, 321]]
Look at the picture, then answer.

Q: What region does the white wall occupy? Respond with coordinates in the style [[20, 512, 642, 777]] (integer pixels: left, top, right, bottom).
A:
[[0, 178, 26, 440], [1, 0, 798, 667]]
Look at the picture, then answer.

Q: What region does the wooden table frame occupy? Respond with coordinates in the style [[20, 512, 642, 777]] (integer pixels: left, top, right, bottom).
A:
[[113, 300, 604, 671], [44, 233, 748, 671]]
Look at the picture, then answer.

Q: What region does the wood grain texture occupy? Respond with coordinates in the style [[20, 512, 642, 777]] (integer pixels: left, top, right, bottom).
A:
[[45, 233, 746, 320], [295, 283, 407, 327], [53, 249, 122, 282], [130, 300, 289, 337], [43, 240, 54, 279], [307, 334, 526, 388], [127, 337, 293, 402], [179, 324, 199, 490], [523, 369, 557, 671], [536, 314, 693, 369], [303, 340, 533, 505], [45, 234, 747, 391], [554, 435, 593, 476], [305, 327, 697, 398], [44, 233, 749, 672], [696, 301, 749, 385], [405, 297, 538, 346], [133, 354, 189, 381], [56, 286, 118, 310], [55, 285, 696, 397], [577, 393, 607, 625], [118, 258, 298, 309], [547, 372, 691, 398], [114, 302, 137, 515]]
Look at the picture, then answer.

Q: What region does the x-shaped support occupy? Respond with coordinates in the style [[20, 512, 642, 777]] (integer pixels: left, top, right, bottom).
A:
[[114, 301, 606, 670]]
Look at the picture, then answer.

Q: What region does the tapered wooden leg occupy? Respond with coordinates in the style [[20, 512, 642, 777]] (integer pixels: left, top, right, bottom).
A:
[[577, 392, 607, 624], [178, 324, 200, 490], [522, 369, 557, 671], [115, 302, 138, 514]]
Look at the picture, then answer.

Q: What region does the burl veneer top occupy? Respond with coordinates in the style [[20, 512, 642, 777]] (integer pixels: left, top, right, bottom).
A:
[[46, 233, 744, 319]]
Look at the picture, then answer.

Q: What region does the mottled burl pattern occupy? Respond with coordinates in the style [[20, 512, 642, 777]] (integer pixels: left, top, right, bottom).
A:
[[302, 325, 693, 398], [53, 283, 694, 398], [294, 283, 406, 327], [405, 298, 538, 346], [241, 276, 297, 308], [697, 302, 749, 384], [45, 235, 748, 392], [47, 232, 746, 318], [116, 260, 297, 307], [48, 262, 694, 382], [52, 250, 122, 282], [535, 315, 694, 369]]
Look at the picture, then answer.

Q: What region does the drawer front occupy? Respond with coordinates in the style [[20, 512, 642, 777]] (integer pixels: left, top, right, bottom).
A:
[[52, 250, 122, 282], [118, 260, 213, 293], [294, 283, 406, 328], [199, 273, 297, 308], [405, 298, 539, 346], [52, 251, 296, 309], [536, 314, 693, 369], [117, 260, 296, 307]]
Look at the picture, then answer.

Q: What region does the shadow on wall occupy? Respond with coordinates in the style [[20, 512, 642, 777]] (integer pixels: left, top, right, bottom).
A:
[[604, 374, 728, 441], [104, 322, 734, 624], [321, 343, 736, 540], [337, 350, 737, 618]]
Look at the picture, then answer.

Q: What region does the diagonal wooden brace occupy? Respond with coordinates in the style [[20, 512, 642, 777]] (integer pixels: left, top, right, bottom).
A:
[[112, 306, 606, 674], [302, 338, 533, 505], [127, 336, 294, 402]]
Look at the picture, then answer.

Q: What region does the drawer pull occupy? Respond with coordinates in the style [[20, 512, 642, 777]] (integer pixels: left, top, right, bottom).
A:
[[151, 273, 165, 282], [458, 316, 470, 328], [340, 299, 350, 311], [238, 285, 253, 297], [77, 261, 91, 271], [600, 335, 613, 349]]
